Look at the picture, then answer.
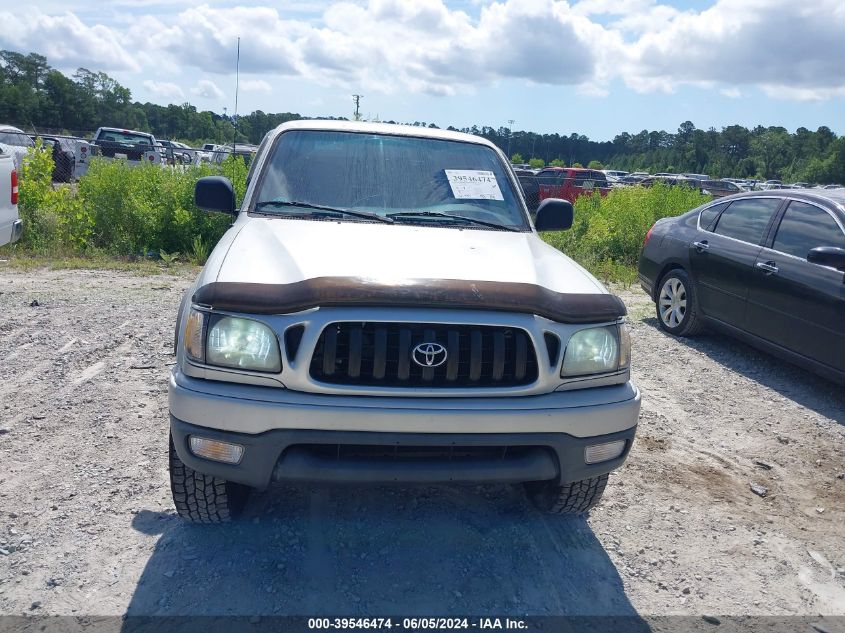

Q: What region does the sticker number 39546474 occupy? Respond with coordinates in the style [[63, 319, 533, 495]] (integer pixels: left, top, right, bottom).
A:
[[444, 170, 504, 201]]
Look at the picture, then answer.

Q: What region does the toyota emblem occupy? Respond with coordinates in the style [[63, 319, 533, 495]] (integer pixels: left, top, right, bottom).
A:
[[412, 342, 448, 368]]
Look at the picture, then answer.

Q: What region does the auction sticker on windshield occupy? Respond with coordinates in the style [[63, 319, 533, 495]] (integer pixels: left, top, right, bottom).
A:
[[445, 170, 504, 201]]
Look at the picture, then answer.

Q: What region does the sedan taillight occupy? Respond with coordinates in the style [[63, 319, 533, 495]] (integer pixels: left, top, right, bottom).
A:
[[644, 224, 655, 247], [11, 169, 18, 206]]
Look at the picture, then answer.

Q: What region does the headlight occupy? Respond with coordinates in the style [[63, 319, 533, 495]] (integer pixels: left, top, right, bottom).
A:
[[561, 324, 630, 377], [184, 310, 281, 373]]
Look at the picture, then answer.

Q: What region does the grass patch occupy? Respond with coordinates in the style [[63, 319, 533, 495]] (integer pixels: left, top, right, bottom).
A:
[[543, 183, 709, 283], [0, 250, 199, 276]]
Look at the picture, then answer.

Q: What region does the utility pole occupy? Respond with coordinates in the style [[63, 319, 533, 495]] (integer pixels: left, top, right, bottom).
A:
[[352, 94, 363, 121], [507, 119, 516, 159]]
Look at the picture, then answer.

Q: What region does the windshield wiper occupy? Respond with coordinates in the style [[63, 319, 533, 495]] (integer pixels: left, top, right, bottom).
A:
[[387, 211, 519, 232], [254, 200, 393, 223]]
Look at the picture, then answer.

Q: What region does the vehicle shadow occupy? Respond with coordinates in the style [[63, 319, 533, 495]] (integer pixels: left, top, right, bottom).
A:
[[124, 483, 647, 626], [642, 316, 845, 426]]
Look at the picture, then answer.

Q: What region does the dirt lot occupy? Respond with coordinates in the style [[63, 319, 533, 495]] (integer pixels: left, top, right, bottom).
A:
[[0, 266, 843, 620]]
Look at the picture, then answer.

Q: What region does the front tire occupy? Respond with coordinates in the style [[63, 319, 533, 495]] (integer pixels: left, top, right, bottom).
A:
[[169, 435, 250, 523], [525, 474, 609, 514], [655, 268, 704, 336]]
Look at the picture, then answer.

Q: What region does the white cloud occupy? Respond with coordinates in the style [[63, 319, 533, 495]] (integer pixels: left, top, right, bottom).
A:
[[0, 10, 140, 72], [191, 79, 224, 100], [239, 79, 272, 93], [625, 0, 845, 95], [142, 79, 185, 100], [4, 0, 845, 103]]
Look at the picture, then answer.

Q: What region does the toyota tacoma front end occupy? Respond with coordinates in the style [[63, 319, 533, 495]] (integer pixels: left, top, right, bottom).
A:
[[168, 120, 640, 522]]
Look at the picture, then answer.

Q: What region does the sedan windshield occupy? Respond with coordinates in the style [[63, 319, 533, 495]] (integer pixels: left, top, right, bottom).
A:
[[252, 130, 528, 230]]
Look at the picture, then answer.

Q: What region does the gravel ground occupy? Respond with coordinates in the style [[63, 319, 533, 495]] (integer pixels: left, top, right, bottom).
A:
[[0, 266, 843, 619]]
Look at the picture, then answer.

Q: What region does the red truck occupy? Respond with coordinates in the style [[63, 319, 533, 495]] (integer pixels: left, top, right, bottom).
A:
[[536, 167, 610, 204]]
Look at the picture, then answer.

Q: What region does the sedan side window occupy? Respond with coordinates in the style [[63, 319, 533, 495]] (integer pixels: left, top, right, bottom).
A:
[[772, 201, 845, 259], [698, 201, 730, 231], [713, 198, 781, 244]]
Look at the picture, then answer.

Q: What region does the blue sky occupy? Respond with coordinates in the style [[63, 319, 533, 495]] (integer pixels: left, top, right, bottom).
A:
[[3, 0, 844, 141]]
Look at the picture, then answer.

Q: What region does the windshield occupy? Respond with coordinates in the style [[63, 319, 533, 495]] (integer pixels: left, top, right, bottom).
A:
[[0, 132, 35, 147], [96, 130, 153, 146], [252, 130, 528, 230]]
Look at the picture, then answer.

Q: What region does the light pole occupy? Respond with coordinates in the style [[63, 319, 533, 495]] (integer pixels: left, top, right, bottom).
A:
[[507, 119, 516, 159], [352, 95, 363, 121]]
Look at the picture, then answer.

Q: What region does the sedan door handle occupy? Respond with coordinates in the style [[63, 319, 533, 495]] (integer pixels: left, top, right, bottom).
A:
[[756, 261, 779, 275], [693, 240, 709, 252]]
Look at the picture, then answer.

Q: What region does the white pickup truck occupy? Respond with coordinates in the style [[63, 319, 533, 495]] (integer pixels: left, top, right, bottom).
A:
[[170, 121, 641, 523], [0, 152, 21, 247]]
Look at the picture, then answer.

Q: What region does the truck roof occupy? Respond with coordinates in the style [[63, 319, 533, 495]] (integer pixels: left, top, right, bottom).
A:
[[95, 127, 154, 136], [269, 120, 500, 152]]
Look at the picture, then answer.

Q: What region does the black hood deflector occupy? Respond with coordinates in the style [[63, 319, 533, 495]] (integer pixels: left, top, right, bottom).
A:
[[193, 277, 627, 324]]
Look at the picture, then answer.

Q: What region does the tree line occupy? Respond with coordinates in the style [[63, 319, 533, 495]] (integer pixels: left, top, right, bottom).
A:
[[2, 50, 843, 183]]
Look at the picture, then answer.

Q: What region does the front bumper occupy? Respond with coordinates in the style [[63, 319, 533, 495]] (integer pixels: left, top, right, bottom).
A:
[[171, 416, 637, 489], [169, 370, 641, 489]]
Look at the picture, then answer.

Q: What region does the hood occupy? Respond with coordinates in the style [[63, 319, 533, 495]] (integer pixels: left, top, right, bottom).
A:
[[207, 217, 606, 296]]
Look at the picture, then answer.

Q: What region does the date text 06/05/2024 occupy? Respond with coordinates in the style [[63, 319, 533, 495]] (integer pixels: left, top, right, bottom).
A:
[[307, 618, 528, 630]]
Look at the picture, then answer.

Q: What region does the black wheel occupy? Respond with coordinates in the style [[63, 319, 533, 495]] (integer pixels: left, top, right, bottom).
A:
[[525, 474, 609, 514], [169, 435, 250, 523], [655, 268, 704, 336]]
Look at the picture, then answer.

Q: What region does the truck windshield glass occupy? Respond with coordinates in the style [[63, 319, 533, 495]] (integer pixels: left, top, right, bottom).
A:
[[97, 131, 152, 145], [0, 132, 34, 147], [253, 131, 527, 230]]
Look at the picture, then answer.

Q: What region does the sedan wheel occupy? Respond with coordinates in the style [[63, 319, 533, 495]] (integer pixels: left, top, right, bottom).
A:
[[659, 277, 687, 328], [655, 268, 704, 337]]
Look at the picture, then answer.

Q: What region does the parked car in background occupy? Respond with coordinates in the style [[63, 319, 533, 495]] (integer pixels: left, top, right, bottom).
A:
[[619, 173, 648, 185], [91, 127, 160, 166], [536, 167, 610, 204], [211, 143, 258, 167], [0, 125, 34, 170], [0, 151, 21, 247], [37, 135, 74, 182], [700, 179, 742, 198], [158, 139, 196, 165], [638, 190, 845, 384], [759, 180, 783, 190], [683, 173, 710, 184], [513, 168, 540, 213], [173, 141, 198, 164], [823, 184, 843, 189], [198, 143, 226, 162], [601, 170, 629, 182], [169, 120, 640, 523], [639, 175, 700, 190]]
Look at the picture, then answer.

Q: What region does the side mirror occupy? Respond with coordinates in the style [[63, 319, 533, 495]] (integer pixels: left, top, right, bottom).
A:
[[195, 176, 236, 215], [535, 198, 574, 232], [807, 246, 845, 271]]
